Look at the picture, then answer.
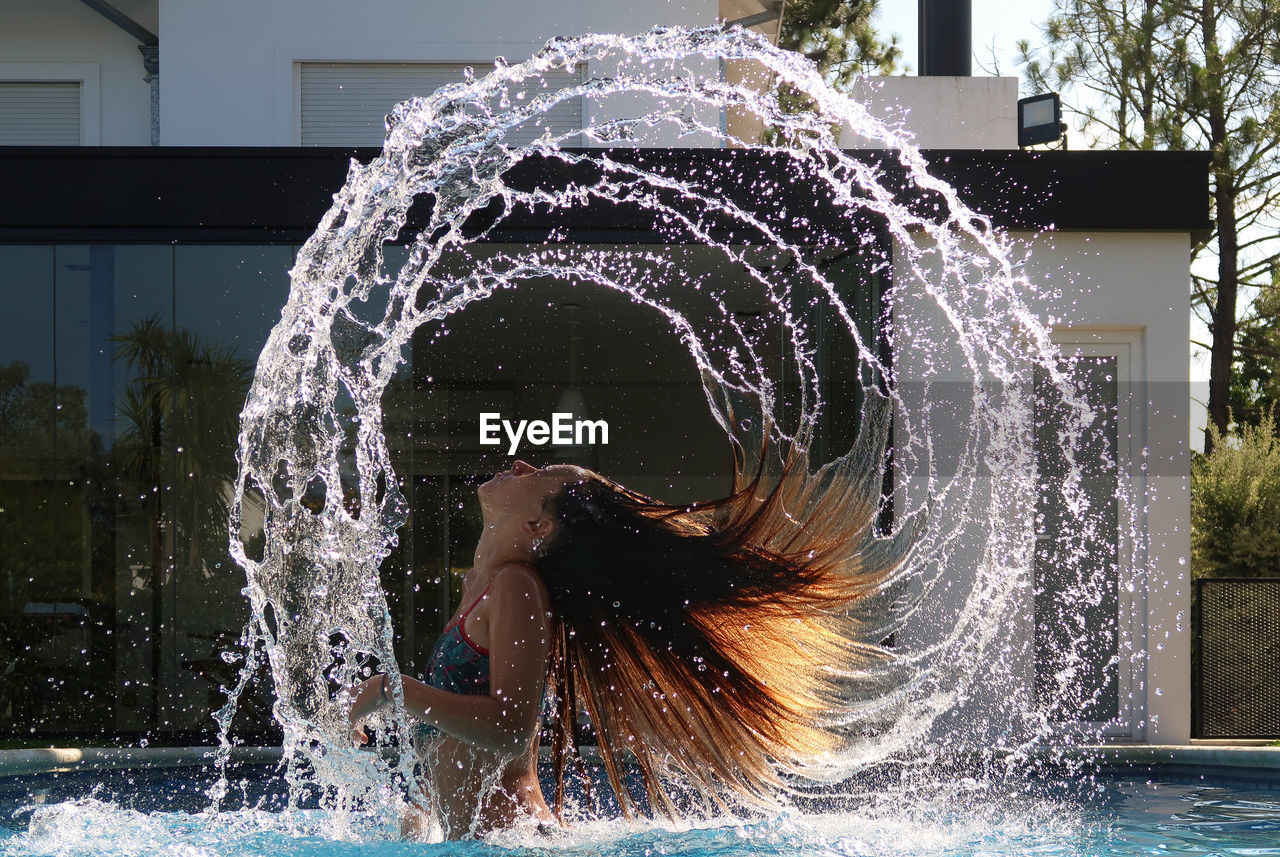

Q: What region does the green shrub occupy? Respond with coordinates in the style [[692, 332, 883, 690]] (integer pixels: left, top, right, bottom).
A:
[[1191, 413, 1280, 579]]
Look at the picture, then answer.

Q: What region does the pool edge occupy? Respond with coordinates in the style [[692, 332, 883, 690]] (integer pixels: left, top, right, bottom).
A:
[[0, 746, 283, 777], [1072, 744, 1280, 770]]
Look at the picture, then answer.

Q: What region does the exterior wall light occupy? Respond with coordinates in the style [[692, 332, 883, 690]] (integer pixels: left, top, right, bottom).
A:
[[1018, 93, 1067, 148]]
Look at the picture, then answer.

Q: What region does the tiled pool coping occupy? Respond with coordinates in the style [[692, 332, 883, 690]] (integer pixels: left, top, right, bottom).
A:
[[1076, 745, 1280, 787], [1084, 745, 1280, 770]]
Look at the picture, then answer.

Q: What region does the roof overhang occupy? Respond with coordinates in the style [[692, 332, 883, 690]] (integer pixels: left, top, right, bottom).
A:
[[0, 147, 1211, 245]]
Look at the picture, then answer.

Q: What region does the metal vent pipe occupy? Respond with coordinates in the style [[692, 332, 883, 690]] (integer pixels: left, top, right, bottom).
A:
[[918, 0, 972, 76]]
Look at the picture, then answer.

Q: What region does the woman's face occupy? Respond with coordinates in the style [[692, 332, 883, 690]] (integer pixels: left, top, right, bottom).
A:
[[477, 459, 587, 523]]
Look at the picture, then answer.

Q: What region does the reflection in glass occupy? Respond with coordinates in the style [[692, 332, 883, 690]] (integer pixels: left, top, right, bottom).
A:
[[1, 241, 882, 742], [0, 245, 293, 740], [169, 246, 292, 732], [0, 246, 59, 734]]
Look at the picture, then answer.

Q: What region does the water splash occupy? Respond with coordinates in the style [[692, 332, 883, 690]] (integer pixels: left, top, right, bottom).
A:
[[21, 781, 1280, 857], [219, 23, 1134, 829]]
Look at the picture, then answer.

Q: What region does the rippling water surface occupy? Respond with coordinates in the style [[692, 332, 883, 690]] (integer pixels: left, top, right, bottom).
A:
[[4, 769, 1279, 857]]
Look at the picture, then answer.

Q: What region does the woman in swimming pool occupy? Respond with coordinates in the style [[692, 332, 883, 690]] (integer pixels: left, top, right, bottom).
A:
[[346, 458, 579, 837], [346, 413, 914, 838]]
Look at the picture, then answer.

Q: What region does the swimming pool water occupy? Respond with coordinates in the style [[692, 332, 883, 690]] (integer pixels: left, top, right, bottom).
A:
[[2, 765, 1278, 856]]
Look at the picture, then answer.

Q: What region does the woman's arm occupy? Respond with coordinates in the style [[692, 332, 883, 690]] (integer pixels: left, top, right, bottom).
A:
[[348, 563, 552, 753]]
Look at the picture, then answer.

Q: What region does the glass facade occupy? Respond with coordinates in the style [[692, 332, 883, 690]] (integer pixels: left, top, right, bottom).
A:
[[0, 245, 291, 740], [0, 242, 884, 743]]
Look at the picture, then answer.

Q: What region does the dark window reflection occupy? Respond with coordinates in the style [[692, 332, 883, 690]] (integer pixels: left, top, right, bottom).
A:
[[0, 245, 290, 743], [0, 246, 58, 738], [168, 247, 291, 735], [104, 246, 176, 734], [2, 241, 881, 744]]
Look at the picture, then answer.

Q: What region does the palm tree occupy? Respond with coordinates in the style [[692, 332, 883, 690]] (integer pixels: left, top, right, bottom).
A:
[[112, 315, 253, 725]]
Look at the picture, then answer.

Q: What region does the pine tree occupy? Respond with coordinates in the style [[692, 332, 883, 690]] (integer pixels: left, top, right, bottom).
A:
[[778, 0, 904, 84], [1020, 0, 1280, 451]]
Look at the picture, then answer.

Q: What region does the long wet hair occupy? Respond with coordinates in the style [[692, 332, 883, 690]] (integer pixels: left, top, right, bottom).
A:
[[535, 394, 918, 820]]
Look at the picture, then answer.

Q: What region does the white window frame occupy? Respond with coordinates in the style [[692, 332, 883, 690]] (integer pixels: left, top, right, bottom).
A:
[[1044, 326, 1148, 741], [0, 63, 101, 145]]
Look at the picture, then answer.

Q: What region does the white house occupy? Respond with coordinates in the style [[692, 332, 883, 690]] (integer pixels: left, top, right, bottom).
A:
[[0, 0, 1201, 748]]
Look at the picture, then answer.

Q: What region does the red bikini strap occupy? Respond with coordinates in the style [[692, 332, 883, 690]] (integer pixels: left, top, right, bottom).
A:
[[458, 584, 491, 621]]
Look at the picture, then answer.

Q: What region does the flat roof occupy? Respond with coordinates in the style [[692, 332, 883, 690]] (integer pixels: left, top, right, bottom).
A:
[[0, 147, 1211, 244]]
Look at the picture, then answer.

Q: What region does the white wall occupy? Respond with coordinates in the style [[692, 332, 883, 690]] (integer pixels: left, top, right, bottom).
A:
[[159, 0, 718, 146], [2, 2, 1017, 152], [894, 230, 1191, 744], [843, 76, 1018, 150], [1022, 231, 1192, 744], [0, 0, 155, 145]]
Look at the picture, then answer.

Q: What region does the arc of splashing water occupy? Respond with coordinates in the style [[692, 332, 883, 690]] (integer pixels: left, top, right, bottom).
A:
[[218, 24, 1110, 817]]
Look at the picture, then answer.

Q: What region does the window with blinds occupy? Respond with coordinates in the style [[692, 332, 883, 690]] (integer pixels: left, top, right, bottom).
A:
[[0, 82, 81, 145], [300, 62, 584, 147]]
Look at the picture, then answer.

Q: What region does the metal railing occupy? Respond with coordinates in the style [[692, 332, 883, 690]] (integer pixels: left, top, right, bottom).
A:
[[1192, 577, 1280, 739]]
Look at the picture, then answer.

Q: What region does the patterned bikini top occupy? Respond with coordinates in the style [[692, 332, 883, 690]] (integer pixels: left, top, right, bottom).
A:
[[423, 586, 490, 696]]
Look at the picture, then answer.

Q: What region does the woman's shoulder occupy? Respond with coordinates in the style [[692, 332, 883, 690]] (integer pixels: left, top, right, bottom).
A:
[[488, 562, 549, 603]]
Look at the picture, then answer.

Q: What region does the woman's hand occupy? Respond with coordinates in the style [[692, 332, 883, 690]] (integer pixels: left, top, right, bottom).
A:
[[388, 564, 551, 753], [344, 675, 387, 745], [337, 564, 551, 753]]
